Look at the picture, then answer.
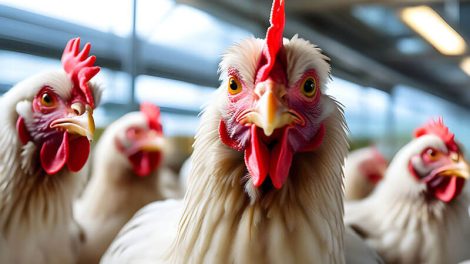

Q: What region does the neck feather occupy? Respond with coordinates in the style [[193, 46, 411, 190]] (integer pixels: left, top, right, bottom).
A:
[[172, 95, 348, 264], [0, 97, 77, 238]]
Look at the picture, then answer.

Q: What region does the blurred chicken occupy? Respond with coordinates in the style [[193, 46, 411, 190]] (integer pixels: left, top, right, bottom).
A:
[[0, 38, 100, 263], [102, 1, 379, 263], [75, 103, 182, 264], [345, 118, 470, 264], [344, 146, 388, 200]]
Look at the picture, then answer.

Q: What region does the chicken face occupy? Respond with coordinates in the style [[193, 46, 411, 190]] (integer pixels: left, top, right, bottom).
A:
[[115, 103, 164, 177], [218, 0, 330, 189], [358, 148, 388, 184], [15, 38, 99, 175], [408, 119, 469, 202]]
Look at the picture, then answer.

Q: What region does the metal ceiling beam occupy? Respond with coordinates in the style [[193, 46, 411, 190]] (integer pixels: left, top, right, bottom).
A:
[[287, 0, 470, 12], [179, 0, 468, 108], [0, 5, 219, 88]]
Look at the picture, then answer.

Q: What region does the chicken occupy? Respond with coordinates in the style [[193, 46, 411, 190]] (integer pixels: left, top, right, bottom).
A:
[[0, 38, 100, 264], [344, 146, 387, 200], [102, 1, 379, 263], [345, 118, 470, 264], [75, 103, 182, 264]]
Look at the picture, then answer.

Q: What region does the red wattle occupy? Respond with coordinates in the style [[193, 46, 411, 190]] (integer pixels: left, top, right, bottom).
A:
[[366, 172, 383, 185], [433, 176, 465, 203], [40, 133, 69, 175], [299, 124, 325, 152], [245, 126, 270, 187], [16, 116, 32, 145], [67, 136, 90, 172], [269, 128, 293, 189], [129, 151, 161, 177], [219, 121, 243, 151]]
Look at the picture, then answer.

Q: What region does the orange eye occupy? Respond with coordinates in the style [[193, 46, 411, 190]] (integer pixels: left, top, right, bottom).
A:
[[301, 77, 317, 98], [40, 92, 55, 107], [425, 148, 441, 161], [127, 127, 145, 139], [228, 76, 242, 95]]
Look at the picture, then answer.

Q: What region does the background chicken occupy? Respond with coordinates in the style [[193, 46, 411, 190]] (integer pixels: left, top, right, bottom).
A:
[[345, 118, 470, 264], [102, 1, 380, 263], [344, 146, 388, 200], [0, 38, 100, 264], [75, 102, 181, 263], [75, 102, 182, 264]]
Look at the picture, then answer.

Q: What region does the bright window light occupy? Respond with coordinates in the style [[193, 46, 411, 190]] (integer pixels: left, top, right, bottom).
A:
[[141, 4, 252, 60], [136, 75, 215, 111], [460, 57, 470, 76], [0, 0, 132, 36], [400, 6, 466, 55], [0, 51, 60, 84]]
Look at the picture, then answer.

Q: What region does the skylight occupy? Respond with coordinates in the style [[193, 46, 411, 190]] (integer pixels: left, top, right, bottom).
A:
[[0, 0, 132, 36]]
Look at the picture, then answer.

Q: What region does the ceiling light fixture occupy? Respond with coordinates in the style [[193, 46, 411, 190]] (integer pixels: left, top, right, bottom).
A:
[[400, 6, 466, 55]]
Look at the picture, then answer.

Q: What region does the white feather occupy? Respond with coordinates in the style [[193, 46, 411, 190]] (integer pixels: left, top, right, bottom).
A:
[[102, 36, 353, 264], [76, 111, 183, 264], [0, 70, 99, 263], [345, 135, 470, 264]]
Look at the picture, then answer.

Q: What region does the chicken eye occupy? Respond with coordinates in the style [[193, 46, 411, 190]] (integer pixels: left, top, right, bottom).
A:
[[228, 77, 242, 95], [40, 93, 55, 107], [301, 77, 317, 98], [127, 127, 144, 139], [424, 148, 441, 161]]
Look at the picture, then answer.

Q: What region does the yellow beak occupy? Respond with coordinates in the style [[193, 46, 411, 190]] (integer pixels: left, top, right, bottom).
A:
[[239, 80, 302, 136], [138, 132, 164, 152], [439, 159, 470, 180], [50, 104, 95, 141], [124, 131, 164, 156]]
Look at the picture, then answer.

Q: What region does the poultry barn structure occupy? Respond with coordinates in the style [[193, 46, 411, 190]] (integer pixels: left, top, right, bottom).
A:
[[0, 0, 470, 263]]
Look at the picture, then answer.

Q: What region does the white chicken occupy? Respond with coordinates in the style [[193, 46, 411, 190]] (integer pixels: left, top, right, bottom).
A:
[[344, 146, 387, 200], [345, 118, 470, 264], [0, 38, 101, 264], [101, 1, 380, 263], [75, 103, 182, 264]]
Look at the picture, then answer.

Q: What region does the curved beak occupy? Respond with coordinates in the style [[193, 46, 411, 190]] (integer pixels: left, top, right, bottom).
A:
[[50, 104, 95, 141], [239, 79, 302, 136], [125, 131, 164, 156], [437, 159, 470, 180]]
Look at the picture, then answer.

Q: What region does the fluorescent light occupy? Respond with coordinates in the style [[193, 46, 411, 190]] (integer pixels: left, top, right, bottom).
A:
[[460, 57, 470, 76], [400, 6, 466, 55]]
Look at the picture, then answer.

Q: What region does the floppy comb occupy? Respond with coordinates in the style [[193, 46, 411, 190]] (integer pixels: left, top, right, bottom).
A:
[[140, 102, 163, 134], [61, 37, 100, 108], [414, 117, 458, 152], [256, 0, 285, 83]]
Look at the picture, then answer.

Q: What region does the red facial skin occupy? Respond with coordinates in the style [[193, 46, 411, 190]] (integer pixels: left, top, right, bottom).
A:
[[409, 147, 466, 203], [16, 38, 99, 175], [220, 68, 326, 189], [18, 86, 91, 174], [116, 126, 162, 177], [358, 149, 388, 185]]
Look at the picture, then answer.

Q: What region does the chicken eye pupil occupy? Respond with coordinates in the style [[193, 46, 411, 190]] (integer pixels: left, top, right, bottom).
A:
[[229, 79, 238, 90], [42, 93, 51, 104], [428, 149, 435, 156], [304, 79, 315, 94]]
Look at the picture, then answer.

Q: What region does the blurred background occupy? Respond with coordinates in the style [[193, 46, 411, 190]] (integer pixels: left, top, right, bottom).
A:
[[1, 0, 470, 161]]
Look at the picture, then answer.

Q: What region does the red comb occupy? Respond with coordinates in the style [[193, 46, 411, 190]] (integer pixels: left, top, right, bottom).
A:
[[140, 102, 163, 134], [61, 38, 100, 108], [255, 0, 285, 83], [414, 118, 458, 152]]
